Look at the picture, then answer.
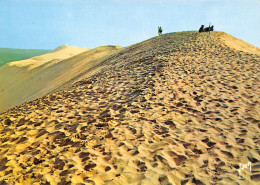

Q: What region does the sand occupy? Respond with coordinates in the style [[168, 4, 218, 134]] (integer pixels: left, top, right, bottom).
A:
[[0, 31, 259, 185], [0, 45, 122, 113]]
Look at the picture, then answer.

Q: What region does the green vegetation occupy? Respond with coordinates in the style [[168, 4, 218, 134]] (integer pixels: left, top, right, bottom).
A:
[[0, 48, 50, 66]]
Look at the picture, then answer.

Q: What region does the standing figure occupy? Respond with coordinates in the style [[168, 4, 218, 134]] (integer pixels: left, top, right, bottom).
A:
[[199, 25, 204, 32], [158, 26, 163, 36]]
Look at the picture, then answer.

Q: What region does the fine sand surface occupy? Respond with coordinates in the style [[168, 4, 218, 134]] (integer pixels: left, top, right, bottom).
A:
[[0, 45, 122, 112], [0, 31, 259, 185]]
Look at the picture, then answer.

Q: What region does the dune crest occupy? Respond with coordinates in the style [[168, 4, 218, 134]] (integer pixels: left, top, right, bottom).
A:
[[49, 44, 71, 53]]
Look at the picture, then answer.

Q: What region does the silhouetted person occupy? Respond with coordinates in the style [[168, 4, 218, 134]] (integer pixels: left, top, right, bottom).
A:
[[158, 26, 163, 36], [199, 25, 204, 32]]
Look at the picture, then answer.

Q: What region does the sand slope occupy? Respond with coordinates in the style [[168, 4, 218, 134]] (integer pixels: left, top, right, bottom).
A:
[[0, 45, 122, 112], [214, 32, 260, 54], [0, 31, 259, 185]]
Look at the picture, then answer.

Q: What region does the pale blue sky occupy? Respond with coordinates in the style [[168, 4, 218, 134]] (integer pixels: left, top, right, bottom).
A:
[[0, 0, 259, 50]]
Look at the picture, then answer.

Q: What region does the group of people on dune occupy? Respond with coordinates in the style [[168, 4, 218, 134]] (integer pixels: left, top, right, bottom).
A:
[[157, 24, 214, 36], [199, 24, 214, 32]]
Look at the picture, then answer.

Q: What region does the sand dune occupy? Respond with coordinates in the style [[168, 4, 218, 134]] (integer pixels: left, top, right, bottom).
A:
[[0, 48, 50, 66], [9, 44, 88, 69], [0, 45, 122, 112], [0, 31, 259, 185]]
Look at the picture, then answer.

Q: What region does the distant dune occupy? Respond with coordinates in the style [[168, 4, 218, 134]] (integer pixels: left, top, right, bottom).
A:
[[0, 48, 50, 66], [0, 31, 259, 185], [8, 44, 88, 69], [0, 45, 122, 112]]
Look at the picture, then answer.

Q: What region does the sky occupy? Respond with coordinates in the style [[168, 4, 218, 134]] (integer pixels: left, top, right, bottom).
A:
[[0, 0, 259, 50]]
